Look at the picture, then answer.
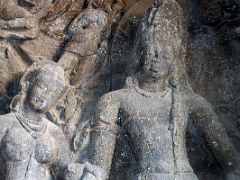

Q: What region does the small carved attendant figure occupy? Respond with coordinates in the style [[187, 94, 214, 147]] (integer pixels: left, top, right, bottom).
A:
[[0, 60, 75, 180], [0, 0, 53, 39], [87, 0, 240, 180]]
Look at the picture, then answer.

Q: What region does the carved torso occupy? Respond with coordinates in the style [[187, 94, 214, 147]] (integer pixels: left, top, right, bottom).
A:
[[114, 86, 196, 179], [0, 113, 57, 180]]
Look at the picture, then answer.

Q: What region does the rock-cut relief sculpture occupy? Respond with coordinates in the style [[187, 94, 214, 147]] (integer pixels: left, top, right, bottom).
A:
[[0, 0, 51, 99], [87, 0, 240, 179], [0, 0, 58, 112], [0, 60, 110, 180], [0, 60, 77, 180], [0, 0, 109, 147], [56, 8, 109, 146], [0, 0, 75, 88]]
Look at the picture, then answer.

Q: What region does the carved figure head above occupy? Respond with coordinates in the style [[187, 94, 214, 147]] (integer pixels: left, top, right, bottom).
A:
[[136, 0, 185, 82], [67, 9, 108, 56], [11, 60, 69, 113]]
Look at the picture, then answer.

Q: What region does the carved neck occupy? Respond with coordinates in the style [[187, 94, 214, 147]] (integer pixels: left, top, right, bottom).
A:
[[19, 101, 44, 124], [138, 78, 168, 93]]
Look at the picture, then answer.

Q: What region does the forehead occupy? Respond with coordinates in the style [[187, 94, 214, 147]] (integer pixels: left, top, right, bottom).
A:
[[148, 28, 176, 44], [143, 38, 175, 57], [142, 38, 175, 56], [146, 37, 174, 48], [141, 17, 180, 48]]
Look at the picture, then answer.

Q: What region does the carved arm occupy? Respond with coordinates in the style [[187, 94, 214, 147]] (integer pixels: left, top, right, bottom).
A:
[[0, 17, 39, 39], [187, 94, 240, 179], [87, 93, 121, 180]]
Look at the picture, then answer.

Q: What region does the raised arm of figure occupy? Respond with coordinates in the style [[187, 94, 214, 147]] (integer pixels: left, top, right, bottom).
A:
[[86, 93, 121, 180], [0, 17, 37, 29], [0, 17, 39, 39], [186, 94, 240, 179]]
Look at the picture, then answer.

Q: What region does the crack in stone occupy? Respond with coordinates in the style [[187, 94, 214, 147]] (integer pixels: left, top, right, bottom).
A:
[[169, 85, 178, 176], [24, 156, 32, 178]]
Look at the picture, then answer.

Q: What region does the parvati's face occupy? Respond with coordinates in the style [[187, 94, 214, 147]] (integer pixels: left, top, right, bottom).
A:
[[27, 73, 65, 113], [141, 39, 175, 80]]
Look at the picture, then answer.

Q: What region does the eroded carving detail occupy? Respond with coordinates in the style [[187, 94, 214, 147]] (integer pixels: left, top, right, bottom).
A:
[[0, 0, 239, 179], [0, 60, 76, 180], [87, 1, 240, 180], [0, 0, 110, 146]]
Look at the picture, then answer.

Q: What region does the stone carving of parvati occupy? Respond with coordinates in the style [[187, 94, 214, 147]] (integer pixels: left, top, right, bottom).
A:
[[86, 0, 240, 180], [0, 60, 79, 180]]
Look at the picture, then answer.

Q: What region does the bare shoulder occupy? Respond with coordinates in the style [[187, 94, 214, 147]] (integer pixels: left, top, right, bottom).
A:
[[98, 88, 128, 105], [0, 112, 16, 126], [186, 93, 211, 108], [93, 89, 129, 124], [102, 88, 128, 98], [0, 112, 17, 135]]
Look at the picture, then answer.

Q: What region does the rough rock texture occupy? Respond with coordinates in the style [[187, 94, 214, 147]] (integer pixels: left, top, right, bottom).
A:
[[0, 61, 75, 180], [185, 1, 240, 179], [0, 0, 239, 179]]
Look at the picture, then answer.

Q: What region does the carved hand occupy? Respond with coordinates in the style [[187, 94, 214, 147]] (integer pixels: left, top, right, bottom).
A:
[[63, 162, 107, 180], [81, 172, 98, 180], [81, 162, 108, 180], [63, 163, 85, 180]]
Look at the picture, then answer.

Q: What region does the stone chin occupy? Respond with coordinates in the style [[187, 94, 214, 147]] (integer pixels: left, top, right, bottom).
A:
[[29, 99, 49, 113], [142, 69, 169, 80]]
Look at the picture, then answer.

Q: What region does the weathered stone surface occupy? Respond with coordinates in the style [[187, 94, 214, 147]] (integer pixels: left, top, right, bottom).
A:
[[0, 0, 239, 180], [0, 60, 78, 179]]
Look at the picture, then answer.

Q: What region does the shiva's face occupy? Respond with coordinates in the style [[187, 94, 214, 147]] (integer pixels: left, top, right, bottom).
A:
[[140, 38, 175, 81], [27, 73, 65, 113]]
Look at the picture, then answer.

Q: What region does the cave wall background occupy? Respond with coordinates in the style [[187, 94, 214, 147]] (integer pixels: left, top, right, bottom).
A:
[[0, 0, 239, 179], [186, 1, 240, 178]]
